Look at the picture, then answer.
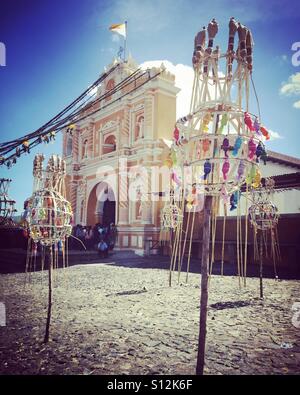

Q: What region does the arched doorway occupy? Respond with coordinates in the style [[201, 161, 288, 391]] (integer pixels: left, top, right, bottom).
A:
[[86, 182, 116, 226]]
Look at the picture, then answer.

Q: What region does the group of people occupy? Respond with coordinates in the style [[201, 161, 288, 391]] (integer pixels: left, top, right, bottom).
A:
[[71, 223, 118, 257]]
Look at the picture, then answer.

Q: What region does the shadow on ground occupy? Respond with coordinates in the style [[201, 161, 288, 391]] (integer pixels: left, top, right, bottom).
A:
[[0, 248, 299, 280]]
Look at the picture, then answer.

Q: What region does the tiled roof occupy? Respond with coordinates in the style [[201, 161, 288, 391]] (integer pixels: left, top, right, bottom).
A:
[[267, 150, 300, 169], [266, 172, 300, 190]]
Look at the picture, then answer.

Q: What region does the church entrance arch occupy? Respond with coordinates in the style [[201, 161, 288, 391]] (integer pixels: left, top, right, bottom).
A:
[[87, 181, 116, 226]]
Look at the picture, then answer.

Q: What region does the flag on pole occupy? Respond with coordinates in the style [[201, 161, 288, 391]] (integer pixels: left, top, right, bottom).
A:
[[109, 23, 126, 38]]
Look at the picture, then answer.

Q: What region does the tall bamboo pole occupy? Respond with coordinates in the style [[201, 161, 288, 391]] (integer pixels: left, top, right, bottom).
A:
[[44, 245, 53, 343], [196, 194, 212, 375], [259, 232, 264, 299]]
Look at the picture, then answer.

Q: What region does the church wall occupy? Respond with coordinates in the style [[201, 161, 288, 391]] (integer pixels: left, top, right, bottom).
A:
[[154, 92, 177, 140]]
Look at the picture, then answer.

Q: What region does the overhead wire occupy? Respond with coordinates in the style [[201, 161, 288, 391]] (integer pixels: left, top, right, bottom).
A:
[[1, 65, 144, 151], [1, 66, 161, 165], [0, 62, 121, 149]]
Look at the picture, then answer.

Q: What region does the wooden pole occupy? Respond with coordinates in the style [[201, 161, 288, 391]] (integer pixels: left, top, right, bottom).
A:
[[259, 232, 264, 299], [44, 245, 53, 343], [196, 195, 212, 375]]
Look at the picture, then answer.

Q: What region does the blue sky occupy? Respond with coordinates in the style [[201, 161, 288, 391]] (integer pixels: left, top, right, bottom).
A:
[[0, 0, 300, 212]]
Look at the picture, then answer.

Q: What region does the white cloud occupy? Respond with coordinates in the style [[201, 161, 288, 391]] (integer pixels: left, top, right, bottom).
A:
[[293, 100, 300, 109], [280, 72, 300, 109], [140, 60, 225, 119], [280, 72, 300, 96], [140, 60, 194, 118], [268, 129, 283, 140], [140, 60, 285, 142]]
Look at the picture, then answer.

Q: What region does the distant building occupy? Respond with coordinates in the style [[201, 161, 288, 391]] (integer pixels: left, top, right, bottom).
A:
[[258, 151, 300, 214], [218, 150, 300, 217]]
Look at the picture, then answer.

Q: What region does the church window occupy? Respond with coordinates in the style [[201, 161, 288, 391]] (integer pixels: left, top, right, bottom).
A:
[[103, 135, 117, 155]]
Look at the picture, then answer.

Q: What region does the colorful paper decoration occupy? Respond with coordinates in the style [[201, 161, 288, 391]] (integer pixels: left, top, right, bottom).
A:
[[203, 159, 212, 180], [222, 158, 230, 180], [232, 136, 242, 156], [244, 112, 255, 131], [219, 113, 228, 132], [221, 137, 230, 158], [248, 138, 256, 160], [260, 125, 270, 140]]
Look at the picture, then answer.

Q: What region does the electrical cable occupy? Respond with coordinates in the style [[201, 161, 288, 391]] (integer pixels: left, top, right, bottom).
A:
[[1, 67, 161, 166], [0, 66, 143, 156], [0, 62, 121, 149]]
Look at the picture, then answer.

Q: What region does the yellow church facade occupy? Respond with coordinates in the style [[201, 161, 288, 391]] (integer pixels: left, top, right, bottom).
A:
[[63, 57, 179, 254]]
